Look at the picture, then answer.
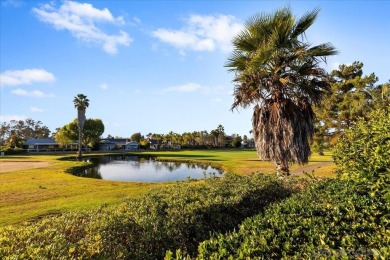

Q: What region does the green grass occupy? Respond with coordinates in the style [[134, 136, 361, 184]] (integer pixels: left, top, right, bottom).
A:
[[0, 149, 335, 226], [0, 154, 163, 226]]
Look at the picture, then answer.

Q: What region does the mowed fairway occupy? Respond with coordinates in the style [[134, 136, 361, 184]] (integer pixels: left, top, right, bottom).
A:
[[0, 150, 335, 226]]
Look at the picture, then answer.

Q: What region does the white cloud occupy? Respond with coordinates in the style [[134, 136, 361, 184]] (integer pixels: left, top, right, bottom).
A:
[[11, 88, 54, 98], [99, 83, 108, 90], [0, 114, 28, 123], [2, 0, 24, 8], [30, 106, 44, 112], [152, 14, 242, 53], [161, 83, 202, 93], [33, 1, 132, 54], [0, 69, 55, 87], [158, 82, 229, 95]]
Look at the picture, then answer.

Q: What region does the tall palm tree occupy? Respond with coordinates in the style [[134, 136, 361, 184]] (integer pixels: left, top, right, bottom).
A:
[[73, 94, 89, 160], [226, 7, 337, 175]]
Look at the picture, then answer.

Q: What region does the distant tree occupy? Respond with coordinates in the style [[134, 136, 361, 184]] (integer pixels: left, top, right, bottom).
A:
[[371, 80, 390, 110], [0, 118, 50, 148], [198, 130, 209, 146], [50, 127, 61, 138], [181, 132, 192, 147], [56, 118, 103, 150], [314, 62, 379, 146], [73, 94, 89, 159], [130, 132, 143, 142], [83, 119, 105, 147], [231, 140, 241, 148], [227, 7, 337, 175], [139, 139, 149, 149], [211, 125, 225, 147], [54, 127, 73, 147], [0, 122, 10, 146]]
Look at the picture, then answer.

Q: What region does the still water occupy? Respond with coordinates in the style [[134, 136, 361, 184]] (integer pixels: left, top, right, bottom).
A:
[[74, 155, 223, 182]]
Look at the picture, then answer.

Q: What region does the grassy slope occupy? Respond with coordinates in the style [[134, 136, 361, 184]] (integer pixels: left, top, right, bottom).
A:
[[0, 150, 335, 226], [0, 155, 162, 226]]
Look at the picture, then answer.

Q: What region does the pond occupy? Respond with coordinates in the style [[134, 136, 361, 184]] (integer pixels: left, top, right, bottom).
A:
[[74, 155, 223, 182]]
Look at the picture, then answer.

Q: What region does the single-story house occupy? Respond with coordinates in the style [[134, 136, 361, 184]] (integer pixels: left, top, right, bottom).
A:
[[99, 140, 116, 151], [99, 138, 131, 150], [24, 138, 79, 152], [125, 141, 140, 150]]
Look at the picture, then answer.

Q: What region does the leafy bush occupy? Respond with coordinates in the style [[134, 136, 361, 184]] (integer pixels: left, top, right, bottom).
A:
[[231, 140, 241, 148], [171, 179, 389, 259], [0, 173, 299, 259], [0, 146, 26, 155], [333, 108, 390, 199]]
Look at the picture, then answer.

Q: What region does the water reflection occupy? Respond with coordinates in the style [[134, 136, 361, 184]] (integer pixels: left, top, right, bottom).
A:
[[74, 155, 223, 182]]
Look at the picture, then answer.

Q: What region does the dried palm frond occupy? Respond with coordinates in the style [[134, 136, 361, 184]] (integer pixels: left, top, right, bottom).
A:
[[252, 97, 315, 175]]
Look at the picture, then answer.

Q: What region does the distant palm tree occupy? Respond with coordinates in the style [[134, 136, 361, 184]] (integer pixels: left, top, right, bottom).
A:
[[226, 7, 337, 175], [73, 94, 89, 160]]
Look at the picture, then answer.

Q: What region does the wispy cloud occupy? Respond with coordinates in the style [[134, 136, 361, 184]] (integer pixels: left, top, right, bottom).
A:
[[0, 69, 55, 87], [133, 17, 141, 24], [0, 114, 28, 123], [11, 88, 54, 98], [152, 14, 242, 54], [30, 106, 44, 112], [33, 1, 132, 54], [157, 82, 229, 95], [2, 0, 24, 8], [99, 83, 108, 90], [160, 83, 202, 93]]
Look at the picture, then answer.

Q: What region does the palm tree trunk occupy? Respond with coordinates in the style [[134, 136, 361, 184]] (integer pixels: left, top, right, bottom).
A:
[[77, 126, 82, 160], [276, 162, 290, 176]]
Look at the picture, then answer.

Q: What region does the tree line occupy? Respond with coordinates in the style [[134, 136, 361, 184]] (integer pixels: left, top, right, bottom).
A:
[[123, 125, 250, 150], [0, 119, 51, 148]]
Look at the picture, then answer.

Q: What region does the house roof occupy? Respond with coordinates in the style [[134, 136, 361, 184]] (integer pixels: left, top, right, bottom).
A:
[[126, 141, 139, 145], [100, 138, 129, 145], [25, 138, 58, 145]]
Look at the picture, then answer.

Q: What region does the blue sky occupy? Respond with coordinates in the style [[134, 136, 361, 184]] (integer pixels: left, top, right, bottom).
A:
[[1, 0, 389, 138]]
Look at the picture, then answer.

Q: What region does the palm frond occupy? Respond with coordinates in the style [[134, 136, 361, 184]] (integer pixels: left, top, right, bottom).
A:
[[225, 51, 249, 72], [291, 8, 320, 39], [308, 43, 339, 60]]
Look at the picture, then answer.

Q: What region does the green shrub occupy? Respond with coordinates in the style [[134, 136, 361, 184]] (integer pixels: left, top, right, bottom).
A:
[[0, 173, 299, 259], [231, 140, 241, 148], [0, 146, 26, 155], [333, 108, 390, 199], [172, 179, 389, 259]]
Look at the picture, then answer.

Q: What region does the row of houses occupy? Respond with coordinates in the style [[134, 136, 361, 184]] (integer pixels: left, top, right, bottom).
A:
[[24, 138, 140, 152], [23, 137, 252, 152]]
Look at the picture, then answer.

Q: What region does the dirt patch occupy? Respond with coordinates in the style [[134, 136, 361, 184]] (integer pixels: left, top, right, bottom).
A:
[[0, 161, 51, 173], [291, 162, 333, 175]]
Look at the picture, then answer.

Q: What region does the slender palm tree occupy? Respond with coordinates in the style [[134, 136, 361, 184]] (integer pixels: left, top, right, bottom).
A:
[[73, 94, 89, 160], [226, 7, 337, 175]]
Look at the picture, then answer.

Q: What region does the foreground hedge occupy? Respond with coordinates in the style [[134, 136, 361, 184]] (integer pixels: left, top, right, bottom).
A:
[[170, 179, 389, 259], [0, 173, 298, 259]]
